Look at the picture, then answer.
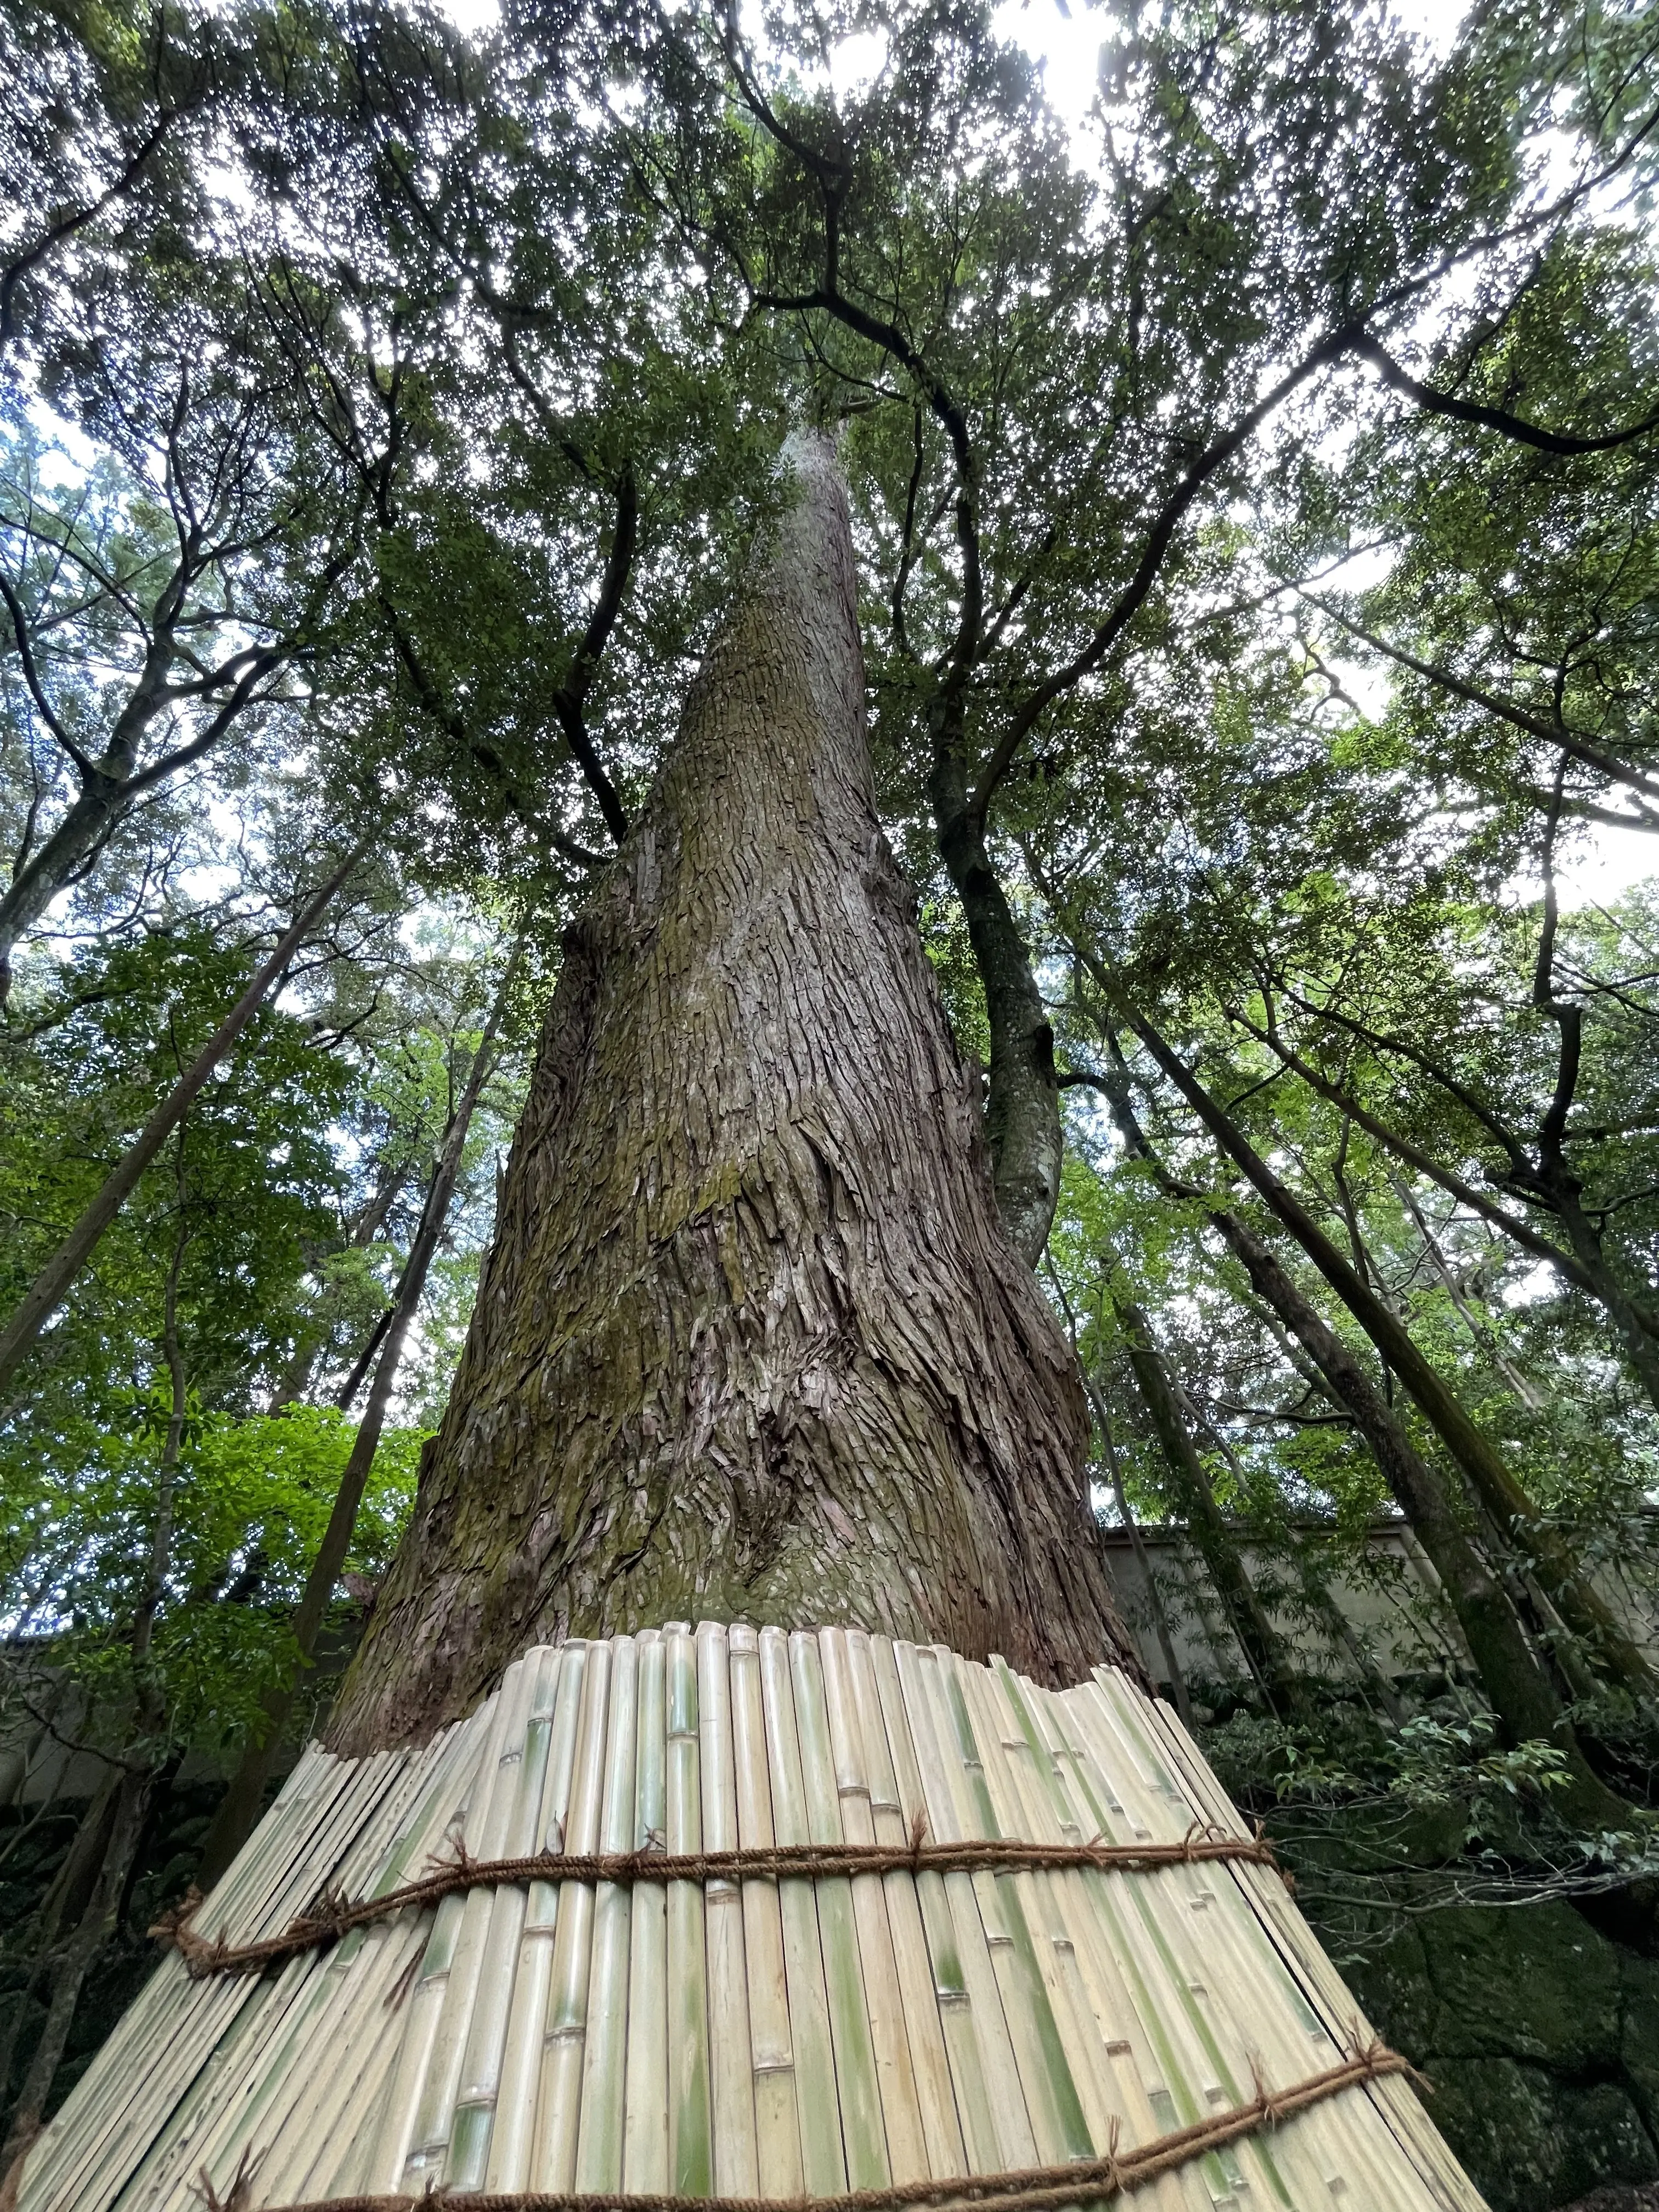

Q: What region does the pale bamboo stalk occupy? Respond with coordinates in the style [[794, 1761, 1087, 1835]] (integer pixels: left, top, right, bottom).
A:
[[449, 1646, 566, 2187], [575, 1635, 639, 2190], [960, 1660, 1119, 2155], [888, 1639, 1036, 2172], [156, 1730, 477, 2210], [1047, 1682, 1241, 2212], [63, 1748, 413, 2212], [1132, 1688, 1481, 2212], [727, 1623, 804, 2199], [245, 1906, 433, 2203], [623, 1630, 669, 2192], [1005, 1683, 1193, 2194], [975, 1667, 1200, 2212], [787, 1629, 890, 2188], [401, 1663, 538, 2189], [534, 1639, 615, 2187], [33, 1736, 441, 2211], [664, 1623, 714, 2194], [489, 1643, 591, 2189], [904, 1647, 1068, 2156], [1088, 1669, 1190, 1823], [39, 1978, 260, 2212], [694, 1621, 760, 2193], [843, 1630, 963, 2182], [818, 1627, 927, 2180], [25, 1760, 306, 2210], [916, 1646, 1090, 2166], [104, 1742, 444, 2212], [356, 1714, 505, 2192], [865, 1636, 1001, 2178], [755, 1627, 845, 2194]]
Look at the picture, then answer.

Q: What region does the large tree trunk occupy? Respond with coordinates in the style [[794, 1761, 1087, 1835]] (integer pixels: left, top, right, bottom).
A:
[[329, 436, 1133, 1754]]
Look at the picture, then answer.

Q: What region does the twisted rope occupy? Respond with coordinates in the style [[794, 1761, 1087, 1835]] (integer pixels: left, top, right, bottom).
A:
[[194, 2040, 1419, 2212], [155, 1823, 1285, 1983]]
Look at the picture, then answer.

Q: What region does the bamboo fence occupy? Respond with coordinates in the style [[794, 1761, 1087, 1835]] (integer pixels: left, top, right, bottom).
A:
[[18, 1625, 1488, 2212]]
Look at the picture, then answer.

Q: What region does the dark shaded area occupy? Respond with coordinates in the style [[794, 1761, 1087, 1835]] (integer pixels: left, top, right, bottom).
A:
[[0, 1780, 267, 2120]]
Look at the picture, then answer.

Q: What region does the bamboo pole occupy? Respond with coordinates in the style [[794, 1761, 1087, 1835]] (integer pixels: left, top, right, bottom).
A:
[[665, 1625, 714, 2195], [756, 1627, 846, 2196], [818, 1627, 928, 2180], [19, 1627, 1486, 2212], [787, 1629, 890, 2190], [727, 1623, 804, 2199], [537, 1639, 615, 2186], [451, 1646, 567, 2188], [889, 1639, 1036, 2173], [696, 1623, 760, 2193], [623, 1632, 669, 2193], [575, 1635, 639, 2191], [844, 1630, 964, 2183], [866, 1635, 1003, 2179], [490, 1644, 591, 2190]]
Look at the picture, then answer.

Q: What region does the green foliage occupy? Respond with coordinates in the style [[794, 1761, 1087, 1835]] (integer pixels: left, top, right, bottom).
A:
[[2, 1405, 426, 1753]]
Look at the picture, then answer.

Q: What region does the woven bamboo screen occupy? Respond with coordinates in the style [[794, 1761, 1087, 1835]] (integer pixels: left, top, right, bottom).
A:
[[19, 1624, 1487, 2212]]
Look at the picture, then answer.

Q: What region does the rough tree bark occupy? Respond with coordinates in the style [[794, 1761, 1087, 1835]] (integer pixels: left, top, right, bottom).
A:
[[329, 435, 1134, 1755]]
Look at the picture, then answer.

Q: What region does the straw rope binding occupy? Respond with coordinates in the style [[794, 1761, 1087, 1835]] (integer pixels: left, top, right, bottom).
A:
[[195, 2040, 1417, 2212], [153, 1821, 1286, 1983]]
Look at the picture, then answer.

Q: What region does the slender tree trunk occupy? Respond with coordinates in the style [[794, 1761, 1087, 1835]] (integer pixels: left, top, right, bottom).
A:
[[1079, 1365, 1193, 1726], [930, 749, 1062, 1263], [0, 849, 360, 1402], [329, 436, 1136, 1757], [1106, 990, 1659, 1700], [1545, 1165, 1659, 1417], [196, 943, 522, 1885], [0, 1764, 153, 2182], [1072, 1036, 1629, 1821], [0, 1260, 188, 2172], [1113, 1294, 1301, 1714], [1202, 1204, 1628, 1824], [266, 1159, 412, 1414]]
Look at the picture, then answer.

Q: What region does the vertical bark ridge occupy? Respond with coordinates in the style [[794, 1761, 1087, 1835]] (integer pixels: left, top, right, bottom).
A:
[[329, 435, 1135, 1753]]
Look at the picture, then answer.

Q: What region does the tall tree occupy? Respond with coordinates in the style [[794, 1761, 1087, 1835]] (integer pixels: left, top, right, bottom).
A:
[[330, 436, 1135, 1752]]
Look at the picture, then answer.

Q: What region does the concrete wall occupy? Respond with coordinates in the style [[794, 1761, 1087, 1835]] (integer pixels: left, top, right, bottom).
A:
[[1098, 1516, 1659, 1699]]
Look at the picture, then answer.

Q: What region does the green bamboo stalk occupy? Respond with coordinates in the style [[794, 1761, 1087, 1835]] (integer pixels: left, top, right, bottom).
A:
[[1128, 1690, 1483, 2212], [33, 1750, 331, 2204], [818, 1628, 927, 2180], [121, 1748, 431, 2212], [402, 1663, 540, 2189], [1054, 1679, 1244, 2208], [665, 1625, 714, 2196], [727, 1623, 804, 2199], [489, 1644, 590, 2189], [961, 1662, 1128, 2157], [624, 1631, 669, 2192], [866, 1636, 1000, 2178], [449, 1646, 566, 2188], [535, 1639, 614, 2186], [756, 1626, 847, 2194], [889, 1640, 1038, 2171], [575, 1634, 639, 2190], [787, 1630, 890, 2190], [922, 1647, 1091, 2165], [695, 1622, 760, 2192]]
